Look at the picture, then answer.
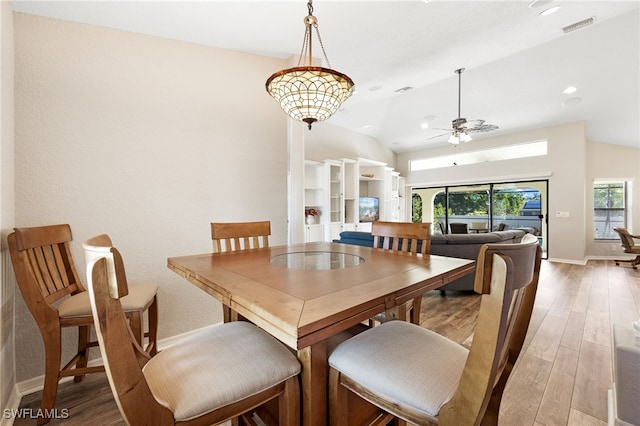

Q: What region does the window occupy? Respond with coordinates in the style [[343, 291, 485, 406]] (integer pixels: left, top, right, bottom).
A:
[[593, 181, 627, 240], [409, 140, 547, 171]]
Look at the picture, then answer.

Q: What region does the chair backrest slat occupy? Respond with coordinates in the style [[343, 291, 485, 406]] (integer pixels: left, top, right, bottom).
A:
[[10, 224, 85, 306], [211, 221, 271, 253], [372, 221, 431, 255]]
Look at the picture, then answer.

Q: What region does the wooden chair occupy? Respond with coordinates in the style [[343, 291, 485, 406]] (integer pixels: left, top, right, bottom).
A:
[[613, 227, 640, 269], [328, 240, 542, 426], [370, 221, 431, 325], [7, 224, 158, 425], [449, 222, 468, 234], [83, 236, 300, 426], [211, 220, 270, 253], [211, 221, 271, 322]]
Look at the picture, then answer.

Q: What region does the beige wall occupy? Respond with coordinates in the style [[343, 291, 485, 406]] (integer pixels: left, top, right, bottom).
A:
[[397, 121, 640, 263], [12, 13, 289, 382], [1, 0, 17, 412], [586, 141, 640, 256]]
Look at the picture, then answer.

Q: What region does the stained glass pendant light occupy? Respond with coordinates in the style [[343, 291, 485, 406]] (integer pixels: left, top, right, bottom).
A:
[[265, 0, 354, 130]]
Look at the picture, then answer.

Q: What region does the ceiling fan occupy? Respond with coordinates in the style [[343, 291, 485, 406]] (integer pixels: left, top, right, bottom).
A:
[[428, 68, 499, 144]]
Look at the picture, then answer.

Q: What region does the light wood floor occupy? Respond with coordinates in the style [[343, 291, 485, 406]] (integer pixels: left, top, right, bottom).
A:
[[15, 260, 640, 425]]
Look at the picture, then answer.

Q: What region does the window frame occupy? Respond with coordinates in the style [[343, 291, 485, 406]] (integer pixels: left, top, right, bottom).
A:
[[593, 181, 628, 240]]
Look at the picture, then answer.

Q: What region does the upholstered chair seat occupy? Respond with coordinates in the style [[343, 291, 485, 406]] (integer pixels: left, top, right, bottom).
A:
[[142, 321, 301, 422], [57, 282, 158, 318], [329, 321, 468, 421]]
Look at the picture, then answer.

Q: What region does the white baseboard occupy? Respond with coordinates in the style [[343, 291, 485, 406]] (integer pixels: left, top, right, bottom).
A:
[[547, 255, 626, 266], [546, 257, 588, 265]]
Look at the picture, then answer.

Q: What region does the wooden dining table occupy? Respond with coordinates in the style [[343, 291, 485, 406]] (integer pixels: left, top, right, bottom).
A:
[[167, 241, 475, 426]]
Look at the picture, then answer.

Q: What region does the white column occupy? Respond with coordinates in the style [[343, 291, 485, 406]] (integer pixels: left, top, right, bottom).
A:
[[288, 119, 305, 245]]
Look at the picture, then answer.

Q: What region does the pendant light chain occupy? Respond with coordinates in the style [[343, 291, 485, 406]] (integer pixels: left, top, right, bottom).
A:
[[314, 24, 332, 69], [265, 0, 354, 129]]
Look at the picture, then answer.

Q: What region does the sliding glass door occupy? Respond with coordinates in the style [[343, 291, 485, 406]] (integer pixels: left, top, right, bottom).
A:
[[412, 180, 548, 257]]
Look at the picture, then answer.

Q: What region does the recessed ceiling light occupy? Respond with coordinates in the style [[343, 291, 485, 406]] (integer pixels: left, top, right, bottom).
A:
[[528, 0, 554, 8], [369, 86, 382, 92], [563, 86, 577, 94], [562, 97, 582, 107], [539, 6, 560, 16], [394, 86, 414, 93], [423, 114, 437, 121], [529, 0, 553, 8], [421, 122, 429, 129]]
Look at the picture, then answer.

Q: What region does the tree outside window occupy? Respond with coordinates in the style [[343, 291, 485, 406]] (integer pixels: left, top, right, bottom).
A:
[[594, 182, 627, 239]]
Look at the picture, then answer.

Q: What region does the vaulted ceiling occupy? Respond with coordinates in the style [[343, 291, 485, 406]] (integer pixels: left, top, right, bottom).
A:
[[10, 0, 640, 152]]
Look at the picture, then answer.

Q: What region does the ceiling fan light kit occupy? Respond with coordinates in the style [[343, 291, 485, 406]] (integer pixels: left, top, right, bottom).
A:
[[265, 0, 354, 130]]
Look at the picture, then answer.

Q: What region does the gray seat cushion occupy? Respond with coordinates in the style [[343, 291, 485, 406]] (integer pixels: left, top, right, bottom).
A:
[[143, 321, 300, 422], [58, 281, 158, 318], [329, 321, 468, 420]]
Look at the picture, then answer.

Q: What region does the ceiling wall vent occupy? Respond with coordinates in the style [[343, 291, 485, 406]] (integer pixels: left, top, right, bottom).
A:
[[394, 86, 414, 93], [563, 16, 596, 34]]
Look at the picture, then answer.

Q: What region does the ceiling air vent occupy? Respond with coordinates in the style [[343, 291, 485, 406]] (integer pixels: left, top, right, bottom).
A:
[[563, 16, 596, 34], [394, 86, 414, 93]]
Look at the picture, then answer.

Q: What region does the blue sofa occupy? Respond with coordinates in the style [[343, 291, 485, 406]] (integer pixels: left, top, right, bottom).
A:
[[333, 229, 527, 291]]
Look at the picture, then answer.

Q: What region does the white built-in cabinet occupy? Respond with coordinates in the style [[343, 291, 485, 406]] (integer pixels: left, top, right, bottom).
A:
[[302, 158, 405, 242], [303, 161, 325, 242]]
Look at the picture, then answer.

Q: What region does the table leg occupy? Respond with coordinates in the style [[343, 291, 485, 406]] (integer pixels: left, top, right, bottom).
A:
[[298, 340, 328, 426]]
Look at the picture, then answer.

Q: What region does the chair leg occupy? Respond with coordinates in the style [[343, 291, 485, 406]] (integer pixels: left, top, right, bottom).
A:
[[615, 255, 640, 269], [128, 311, 144, 348], [74, 325, 90, 382], [329, 368, 349, 426], [147, 296, 159, 356], [38, 329, 62, 425], [278, 376, 300, 426]]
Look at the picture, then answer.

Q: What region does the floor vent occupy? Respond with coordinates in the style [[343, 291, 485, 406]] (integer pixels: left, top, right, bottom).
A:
[[563, 16, 596, 34]]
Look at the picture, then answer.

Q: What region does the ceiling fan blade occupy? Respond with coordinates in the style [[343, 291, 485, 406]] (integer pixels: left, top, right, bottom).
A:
[[467, 123, 499, 133], [460, 119, 485, 129], [425, 132, 451, 141]]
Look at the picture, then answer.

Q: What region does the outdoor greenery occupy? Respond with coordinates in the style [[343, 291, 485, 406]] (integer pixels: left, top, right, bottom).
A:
[[594, 183, 625, 208], [412, 193, 422, 223], [433, 190, 531, 217]]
